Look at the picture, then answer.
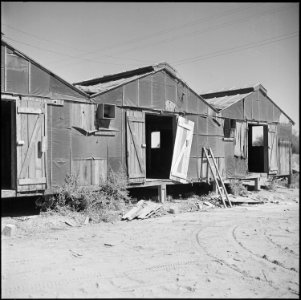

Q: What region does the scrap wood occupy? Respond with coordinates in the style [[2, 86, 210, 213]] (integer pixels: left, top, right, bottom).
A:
[[147, 205, 164, 218], [203, 201, 215, 208], [137, 202, 161, 219], [64, 219, 78, 227], [122, 200, 144, 220], [69, 249, 83, 257]]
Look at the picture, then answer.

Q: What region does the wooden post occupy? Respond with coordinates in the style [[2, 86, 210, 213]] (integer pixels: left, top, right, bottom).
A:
[[158, 184, 166, 203], [211, 180, 218, 194], [254, 178, 260, 191]]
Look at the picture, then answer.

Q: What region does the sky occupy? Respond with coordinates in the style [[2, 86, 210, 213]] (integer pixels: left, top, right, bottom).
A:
[[1, 2, 299, 130]]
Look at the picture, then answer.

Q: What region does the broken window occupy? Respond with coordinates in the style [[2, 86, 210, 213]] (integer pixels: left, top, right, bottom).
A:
[[224, 118, 236, 138], [151, 131, 160, 149]]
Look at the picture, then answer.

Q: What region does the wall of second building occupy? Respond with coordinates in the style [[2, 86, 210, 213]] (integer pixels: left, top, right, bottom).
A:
[[92, 71, 225, 183]]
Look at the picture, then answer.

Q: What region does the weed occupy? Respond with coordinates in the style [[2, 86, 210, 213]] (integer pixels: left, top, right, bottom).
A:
[[36, 168, 132, 223], [229, 179, 248, 196]]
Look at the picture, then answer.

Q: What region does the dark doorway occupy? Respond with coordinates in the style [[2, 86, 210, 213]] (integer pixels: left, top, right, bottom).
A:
[[145, 114, 175, 179], [1, 100, 16, 189], [248, 124, 268, 173]]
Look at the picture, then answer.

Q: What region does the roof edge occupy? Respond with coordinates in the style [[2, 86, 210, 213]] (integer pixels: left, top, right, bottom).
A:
[[1, 39, 90, 99]]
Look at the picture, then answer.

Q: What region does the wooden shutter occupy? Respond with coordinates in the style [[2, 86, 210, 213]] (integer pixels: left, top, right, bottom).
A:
[[126, 111, 146, 183], [278, 139, 290, 175], [268, 124, 278, 174], [170, 116, 194, 183], [16, 99, 47, 192]]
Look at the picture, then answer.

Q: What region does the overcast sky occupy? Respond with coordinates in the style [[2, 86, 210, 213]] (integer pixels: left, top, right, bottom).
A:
[[1, 2, 299, 130]]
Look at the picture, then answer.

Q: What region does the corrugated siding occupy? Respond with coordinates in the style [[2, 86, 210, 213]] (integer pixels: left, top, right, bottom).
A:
[[1, 45, 5, 92], [50, 103, 71, 187], [139, 76, 152, 108], [222, 100, 243, 120], [124, 80, 138, 107], [152, 71, 165, 110], [93, 86, 123, 106], [187, 89, 199, 114], [6, 49, 29, 94], [165, 73, 177, 105]]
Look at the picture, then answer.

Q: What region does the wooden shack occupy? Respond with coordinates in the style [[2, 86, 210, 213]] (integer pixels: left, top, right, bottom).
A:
[[1, 40, 95, 198], [201, 84, 294, 185], [74, 62, 225, 198]]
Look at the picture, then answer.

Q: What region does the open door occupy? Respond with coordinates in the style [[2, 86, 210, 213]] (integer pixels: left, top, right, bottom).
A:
[[170, 116, 194, 183], [16, 99, 47, 192], [126, 111, 146, 183], [268, 124, 278, 174]]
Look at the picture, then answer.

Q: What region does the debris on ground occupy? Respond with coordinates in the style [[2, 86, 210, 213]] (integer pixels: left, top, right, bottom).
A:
[[2, 224, 16, 237], [122, 200, 162, 221], [69, 249, 83, 257], [84, 216, 90, 225], [64, 219, 78, 227], [227, 196, 264, 204]]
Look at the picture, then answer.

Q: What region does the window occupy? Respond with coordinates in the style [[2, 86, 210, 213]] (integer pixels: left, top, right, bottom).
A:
[[252, 126, 264, 146], [151, 131, 160, 149], [224, 118, 236, 138], [96, 103, 116, 120]]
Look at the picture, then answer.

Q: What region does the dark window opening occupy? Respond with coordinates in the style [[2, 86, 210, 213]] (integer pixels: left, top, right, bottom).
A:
[[224, 118, 236, 138], [248, 124, 268, 173]]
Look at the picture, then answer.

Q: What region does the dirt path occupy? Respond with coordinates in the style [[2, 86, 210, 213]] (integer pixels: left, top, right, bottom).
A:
[[1, 188, 299, 298]]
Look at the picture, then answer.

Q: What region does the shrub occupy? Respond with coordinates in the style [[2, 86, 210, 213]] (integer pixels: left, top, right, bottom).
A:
[[229, 179, 248, 196], [36, 168, 131, 222]]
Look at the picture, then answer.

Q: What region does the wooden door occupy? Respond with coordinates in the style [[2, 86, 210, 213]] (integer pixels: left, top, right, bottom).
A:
[[16, 99, 47, 192], [126, 110, 146, 183], [268, 124, 278, 174], [170, 116, 194, 183]]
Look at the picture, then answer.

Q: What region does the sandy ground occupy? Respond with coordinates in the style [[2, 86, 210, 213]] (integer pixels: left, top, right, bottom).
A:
[[1, 187, 299, 298]]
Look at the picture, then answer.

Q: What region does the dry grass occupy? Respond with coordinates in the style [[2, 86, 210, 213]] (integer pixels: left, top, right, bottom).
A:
[[35, 168, 132, 224]]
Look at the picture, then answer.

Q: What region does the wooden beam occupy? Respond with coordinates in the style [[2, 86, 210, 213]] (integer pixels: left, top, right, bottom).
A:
[[18, 177, 46, 185], [18, 107, 42, 114]]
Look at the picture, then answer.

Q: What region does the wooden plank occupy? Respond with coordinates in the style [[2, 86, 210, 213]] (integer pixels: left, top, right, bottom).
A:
[[16, 99, 22, 189], [170, 116, 194, 182], [203, 148, 227, 208], [126, 111, 145, 180], [11, 102, 17, 189], [18, 107, 42, 114], [20, 100, 29, 191], [43, 102, 48, 189], [209, 148, 232, 207], [19, 177, 46, 185], [28, 107, 37, 183], [19, 115, 42, 178]]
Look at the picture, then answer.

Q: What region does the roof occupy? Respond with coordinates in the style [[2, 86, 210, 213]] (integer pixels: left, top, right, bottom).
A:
[[1, 39, 90, 99], [74, 62, 217, 112], [75, 70, 157, 95], [200, 84, 294, 124], [203, 92, 253, 111]]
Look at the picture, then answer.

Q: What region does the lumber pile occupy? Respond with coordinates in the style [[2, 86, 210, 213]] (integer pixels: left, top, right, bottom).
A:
[[122, 200, 163, 221]]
